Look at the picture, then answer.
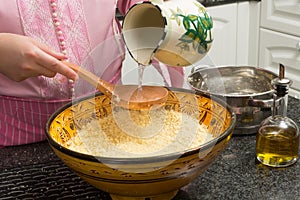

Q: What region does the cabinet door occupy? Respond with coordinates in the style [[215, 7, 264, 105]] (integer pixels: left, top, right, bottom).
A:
[[259, 28, 300, 97], [183, 3, 238, 86], [261, 0, 300, 37], [236, 1, 260, 66], [205, 3, 238, 66]]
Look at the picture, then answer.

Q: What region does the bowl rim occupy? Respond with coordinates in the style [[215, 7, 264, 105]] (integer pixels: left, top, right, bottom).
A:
[[45, 87, 236, 164]]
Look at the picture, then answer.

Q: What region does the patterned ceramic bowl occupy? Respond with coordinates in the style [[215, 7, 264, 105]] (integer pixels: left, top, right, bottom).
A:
[[45, 88, 235, 200]]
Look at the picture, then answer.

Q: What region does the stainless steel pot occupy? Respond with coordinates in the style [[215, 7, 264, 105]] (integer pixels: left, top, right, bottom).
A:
[[187, 66, 279, 135]]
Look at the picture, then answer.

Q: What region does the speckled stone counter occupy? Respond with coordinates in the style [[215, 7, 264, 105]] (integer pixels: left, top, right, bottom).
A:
[[198, 0, 260, 7], [0, 97, 299, 200]]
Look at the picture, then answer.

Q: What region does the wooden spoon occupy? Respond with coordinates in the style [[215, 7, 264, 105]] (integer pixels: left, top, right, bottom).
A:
[[63, 61, 169, 110]]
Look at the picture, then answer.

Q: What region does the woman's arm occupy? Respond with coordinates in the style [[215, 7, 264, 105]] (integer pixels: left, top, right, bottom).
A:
[[0, 33, 77, 82]]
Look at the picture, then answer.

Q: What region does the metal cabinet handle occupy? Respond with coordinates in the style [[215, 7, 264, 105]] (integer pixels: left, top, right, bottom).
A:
[[297, 41, 300, 52]]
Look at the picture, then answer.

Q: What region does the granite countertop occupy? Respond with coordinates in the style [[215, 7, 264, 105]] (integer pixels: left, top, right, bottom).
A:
[[0, 96, 299, 200], [198, 0, 261, 7]]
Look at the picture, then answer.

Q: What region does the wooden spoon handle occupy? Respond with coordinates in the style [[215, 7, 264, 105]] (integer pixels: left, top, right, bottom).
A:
[[62, 61, 114, 97]]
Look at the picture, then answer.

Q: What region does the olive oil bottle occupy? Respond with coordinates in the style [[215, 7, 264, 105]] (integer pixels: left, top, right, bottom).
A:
[[256, 64, 299, 167]]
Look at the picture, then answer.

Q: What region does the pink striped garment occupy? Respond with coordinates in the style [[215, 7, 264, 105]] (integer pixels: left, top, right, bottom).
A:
[[0, 96, 69, 148], [0, 0, 140, 147], [0, 0, 184, 147]]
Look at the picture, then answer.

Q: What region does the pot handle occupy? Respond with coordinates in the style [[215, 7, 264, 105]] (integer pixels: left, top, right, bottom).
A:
[[190, 65, 214, 73], [247, 96, 282, 108]]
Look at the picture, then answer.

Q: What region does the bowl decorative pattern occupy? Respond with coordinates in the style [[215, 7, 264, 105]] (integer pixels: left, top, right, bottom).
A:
[[46, 88, 236, 200]]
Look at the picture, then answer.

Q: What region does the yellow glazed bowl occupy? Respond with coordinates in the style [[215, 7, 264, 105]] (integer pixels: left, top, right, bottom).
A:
[[45, 88, 235, 200]]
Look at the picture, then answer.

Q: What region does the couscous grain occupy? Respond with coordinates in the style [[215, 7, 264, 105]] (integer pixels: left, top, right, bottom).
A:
[[66, 108, 213, 158]]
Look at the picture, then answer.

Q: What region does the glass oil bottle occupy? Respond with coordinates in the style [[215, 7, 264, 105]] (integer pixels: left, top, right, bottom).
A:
[[256, 64, 299, 167]]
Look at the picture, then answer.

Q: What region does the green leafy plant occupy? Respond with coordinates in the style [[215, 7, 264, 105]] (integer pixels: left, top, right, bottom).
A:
[[170, 4, 213, 54]]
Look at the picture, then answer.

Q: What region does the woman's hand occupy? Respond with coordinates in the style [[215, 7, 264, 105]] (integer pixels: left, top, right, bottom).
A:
[[0, 33, 78, 82]]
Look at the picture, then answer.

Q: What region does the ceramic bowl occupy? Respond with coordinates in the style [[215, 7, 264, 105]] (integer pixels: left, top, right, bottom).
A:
[[45, 88, 235, 200]]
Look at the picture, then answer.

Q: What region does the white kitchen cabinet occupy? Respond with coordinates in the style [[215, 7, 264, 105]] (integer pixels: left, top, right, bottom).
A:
[[259, 28, 300, 98], [236, 1, 260, 66], [259, 0, 300, 98], [260, 0, 300, 37], [203, 3, 238, 66], [181, 3, 239, 88], [194, 2, 260, 67]]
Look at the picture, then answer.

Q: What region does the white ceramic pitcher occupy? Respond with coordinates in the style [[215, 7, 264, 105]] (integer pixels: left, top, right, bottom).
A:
[[122, 0, 213, 67]]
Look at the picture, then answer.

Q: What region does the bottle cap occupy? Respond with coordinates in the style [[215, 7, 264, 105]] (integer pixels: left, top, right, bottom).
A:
[[271, 64, 292, 97]]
